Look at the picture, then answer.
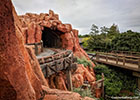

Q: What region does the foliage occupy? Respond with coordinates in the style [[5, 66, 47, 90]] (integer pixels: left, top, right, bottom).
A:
[[90, 24, 99, 35], [85, 24, 140, 52], [111, 30, 140, 52], [94, 64, 137, 96], [73, 87, 95, 98], [76, 57, 92, 68], [82, 37, 90, 48]]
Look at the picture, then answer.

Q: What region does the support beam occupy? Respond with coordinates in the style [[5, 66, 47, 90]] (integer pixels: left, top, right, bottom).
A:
[[35, 43, 38, 55], [66, 69, 73, 91]]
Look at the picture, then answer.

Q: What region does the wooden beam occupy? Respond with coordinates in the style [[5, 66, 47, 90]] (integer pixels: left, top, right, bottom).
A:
[[101, 73, 104, 98], [35, 43, 38, 55], [66, 69, 73, 91], [116, 54, 118, 64], [41, 40, 43, 52], [138, 58, 140, 68], [133, 72, 140, 78]]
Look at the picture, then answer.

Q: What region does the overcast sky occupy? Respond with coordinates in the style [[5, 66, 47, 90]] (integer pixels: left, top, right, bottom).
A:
[[12, 0, 140, 35]]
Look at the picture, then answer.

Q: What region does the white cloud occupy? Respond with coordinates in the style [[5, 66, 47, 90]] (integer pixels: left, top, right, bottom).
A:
[[12, 0, 140, 34]]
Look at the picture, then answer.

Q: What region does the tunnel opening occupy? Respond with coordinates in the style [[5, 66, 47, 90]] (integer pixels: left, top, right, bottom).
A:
[[42, 27, 62, 48]]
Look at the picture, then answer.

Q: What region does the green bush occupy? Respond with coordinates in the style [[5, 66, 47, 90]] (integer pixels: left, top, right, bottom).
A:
[[73, 87, 94, 98], [76, 57, 92, 68], [94, 64, 137, 96]]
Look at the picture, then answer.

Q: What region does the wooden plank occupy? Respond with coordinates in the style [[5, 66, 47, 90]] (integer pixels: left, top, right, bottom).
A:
[[106, 54, 108, 62], [101, 73, 104, 98], [93, 59, 140, 72], [66, 69, 73, 91], [123, 56, 125, 66], [116, 54, 118, 64], [35, 43, 38, 55], [133, 72, 140, 78], [41, 40, 43, 52], [138, 58, 140, 68]]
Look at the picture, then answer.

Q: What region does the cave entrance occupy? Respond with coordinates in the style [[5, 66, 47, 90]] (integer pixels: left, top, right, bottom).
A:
[[42, 27, 62, 48]]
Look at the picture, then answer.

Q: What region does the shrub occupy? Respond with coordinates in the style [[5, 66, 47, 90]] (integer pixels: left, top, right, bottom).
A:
[[76, 57, 92, 68], [73, 87, 94, 98], [94, 64, 137, 96]]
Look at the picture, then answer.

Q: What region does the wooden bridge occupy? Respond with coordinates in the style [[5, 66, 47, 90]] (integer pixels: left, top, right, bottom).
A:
[[88, 51, 140, 89], [88, 52, 140, 72]]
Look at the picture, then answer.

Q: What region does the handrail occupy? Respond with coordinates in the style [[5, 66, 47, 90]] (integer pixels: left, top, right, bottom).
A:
[[38, 50, 72, 64], [26, 41, 43, 55], [111, 50, 140, 56], [88, 52, 140, 71]]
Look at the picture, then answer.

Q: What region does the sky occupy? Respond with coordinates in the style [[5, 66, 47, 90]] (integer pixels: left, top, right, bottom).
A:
[[12, 0, 140, 35]]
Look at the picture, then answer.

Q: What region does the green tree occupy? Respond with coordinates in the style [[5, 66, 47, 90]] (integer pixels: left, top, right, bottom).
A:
[[90, 24, 99, 35], [111, 30, 140, 52]]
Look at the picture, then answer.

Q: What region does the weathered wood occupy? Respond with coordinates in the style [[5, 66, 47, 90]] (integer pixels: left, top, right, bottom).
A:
[[41, 40, 43, 52], [123, 56, 125, 66], [106, 54, 108, 62], [38, 50, 77, 78], [133, 72, 140, 78], [88, 52, 140, 72], [96, 53, 99, 60], [138, 58, 140, 68], [35, 43, 38, 55], [116, 54, 118, 64], [101, 73, 104, 98], [66, 69, 73, 91]]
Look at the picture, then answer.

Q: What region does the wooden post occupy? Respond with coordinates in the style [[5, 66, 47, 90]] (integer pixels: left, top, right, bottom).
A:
[[35, 43, 38, 55], [41, 40, 43, 52], [101, 73, 104, 98], [116, 54, 118, 64], [138, 58, 140, 68], [66, 57, 73, 91], [96, 53, 99, 60], [106, 54, 108, 62], [66, 69, 73, 91], [123, 56, 125, 66]]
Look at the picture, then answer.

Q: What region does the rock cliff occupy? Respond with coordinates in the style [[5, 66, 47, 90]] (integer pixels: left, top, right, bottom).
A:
[[0, 0, 95, 100]]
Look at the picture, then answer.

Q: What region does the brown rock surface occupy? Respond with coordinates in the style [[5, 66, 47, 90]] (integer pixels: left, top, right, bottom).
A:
[[42, 85, 95, 100], [0, 0, 44, 99], [0, 0, 96, 99], [72, 64, 96, 88]]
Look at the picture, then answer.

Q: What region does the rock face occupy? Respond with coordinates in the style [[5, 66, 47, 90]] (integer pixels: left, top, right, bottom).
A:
[[0, 0, 45, 100], [19, 9, 96, 90], [19, 10, 95, 64], [0, 0, 95, 100], [43, 85, 94, 100], [72, 64, 96, 88]]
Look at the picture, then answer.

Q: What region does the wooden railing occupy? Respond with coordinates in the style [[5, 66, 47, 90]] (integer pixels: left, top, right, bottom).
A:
[[88, 52, 140, 72], [111, 50, 140, 57], [37, 50, 77, 91], [26, 41, 43, 55]]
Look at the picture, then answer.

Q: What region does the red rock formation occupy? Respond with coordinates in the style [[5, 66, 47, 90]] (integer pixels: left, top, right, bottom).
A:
[[0, 0, 44, 99], [42, 85, 94, 100], [0, 0, 96, 99], [19, 10, 95, 65], [72, 64, 96, 88], [19, 10, 96, 91]]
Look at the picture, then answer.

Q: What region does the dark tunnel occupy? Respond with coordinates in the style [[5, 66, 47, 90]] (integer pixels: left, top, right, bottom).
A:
[[42, 27, 62, 48]]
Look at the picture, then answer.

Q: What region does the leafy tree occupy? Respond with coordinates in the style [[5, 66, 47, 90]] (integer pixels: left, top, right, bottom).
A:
[[90, 24, 99, 35], [111, 30, 140, 52], [85, 24, 140, 52]]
